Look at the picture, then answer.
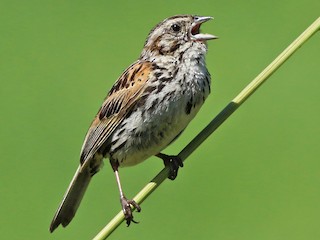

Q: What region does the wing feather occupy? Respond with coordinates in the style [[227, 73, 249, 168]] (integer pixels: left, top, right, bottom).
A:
[[79, 61, 152, 165]]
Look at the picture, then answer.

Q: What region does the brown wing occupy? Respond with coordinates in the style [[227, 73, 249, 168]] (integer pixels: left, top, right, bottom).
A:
[[79, 60, 152, 165]]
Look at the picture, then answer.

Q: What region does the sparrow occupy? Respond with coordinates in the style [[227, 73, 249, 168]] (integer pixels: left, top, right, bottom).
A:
[[50, 14, 217, 232]]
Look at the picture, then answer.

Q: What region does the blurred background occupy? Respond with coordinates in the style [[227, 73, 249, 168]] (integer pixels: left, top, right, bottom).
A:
[[0, 0, 319, 239]]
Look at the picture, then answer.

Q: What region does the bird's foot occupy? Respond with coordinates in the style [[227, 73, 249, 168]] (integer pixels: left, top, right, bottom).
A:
[[120, 196, 141, 226], [156, 153, 183, 180]]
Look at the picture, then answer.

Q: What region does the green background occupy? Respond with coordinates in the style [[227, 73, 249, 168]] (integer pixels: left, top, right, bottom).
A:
[[1, 0, 319, 239]]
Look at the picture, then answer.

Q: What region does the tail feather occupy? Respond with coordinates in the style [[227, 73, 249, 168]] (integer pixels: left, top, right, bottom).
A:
[[50, 165, 91, 232]]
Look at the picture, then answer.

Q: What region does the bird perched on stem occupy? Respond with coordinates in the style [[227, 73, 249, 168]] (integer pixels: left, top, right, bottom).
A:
[[50, 14, 217, 232]]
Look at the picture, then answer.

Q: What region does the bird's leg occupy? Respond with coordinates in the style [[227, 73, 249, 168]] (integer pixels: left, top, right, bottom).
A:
[[110, 160, 141, 226], [156, 153, 183, 180]]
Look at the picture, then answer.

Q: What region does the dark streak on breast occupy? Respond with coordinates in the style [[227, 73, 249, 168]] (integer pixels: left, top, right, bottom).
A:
[[149, 98, 159, 111], [185, 96, 193, 115], [206, 75, 211, 93], [185, 101, 192, 115], [145, 85, 157, 93], [155, 72, 163, 78], [165, 90, 176, 100], [159, 76, 173, 82], [178, 49, 185, 62], [156, 83, 165, 93], [135, 94, 149, 109], [152, 63, 167, 70]]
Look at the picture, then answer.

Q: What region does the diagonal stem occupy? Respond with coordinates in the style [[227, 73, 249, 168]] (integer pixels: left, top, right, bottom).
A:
[[93, 17, 320, 240]]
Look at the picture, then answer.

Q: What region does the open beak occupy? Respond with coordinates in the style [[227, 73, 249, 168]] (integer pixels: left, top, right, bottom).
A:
[[190, 16, 218, 41]]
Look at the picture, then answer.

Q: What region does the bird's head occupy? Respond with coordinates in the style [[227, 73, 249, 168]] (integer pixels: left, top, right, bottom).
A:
[[141, 15, 217, 59]]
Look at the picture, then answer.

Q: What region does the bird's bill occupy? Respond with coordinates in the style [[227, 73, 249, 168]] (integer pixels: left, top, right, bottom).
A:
[[190, 16, 218, 41]]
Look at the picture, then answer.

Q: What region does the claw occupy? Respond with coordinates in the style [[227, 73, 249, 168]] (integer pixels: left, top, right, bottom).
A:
[[156, 153, 183, 180], [120, 197, 141, 226]]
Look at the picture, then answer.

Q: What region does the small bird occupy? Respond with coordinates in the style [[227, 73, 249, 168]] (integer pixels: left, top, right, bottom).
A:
[[50, 14, 217, 232]]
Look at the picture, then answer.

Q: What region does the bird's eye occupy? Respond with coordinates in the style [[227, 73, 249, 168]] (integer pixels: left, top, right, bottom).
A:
[[171, 24, 181, 32]]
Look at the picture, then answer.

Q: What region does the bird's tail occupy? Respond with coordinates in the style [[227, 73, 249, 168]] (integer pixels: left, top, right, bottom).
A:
[[49, 165, 92, 232]]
